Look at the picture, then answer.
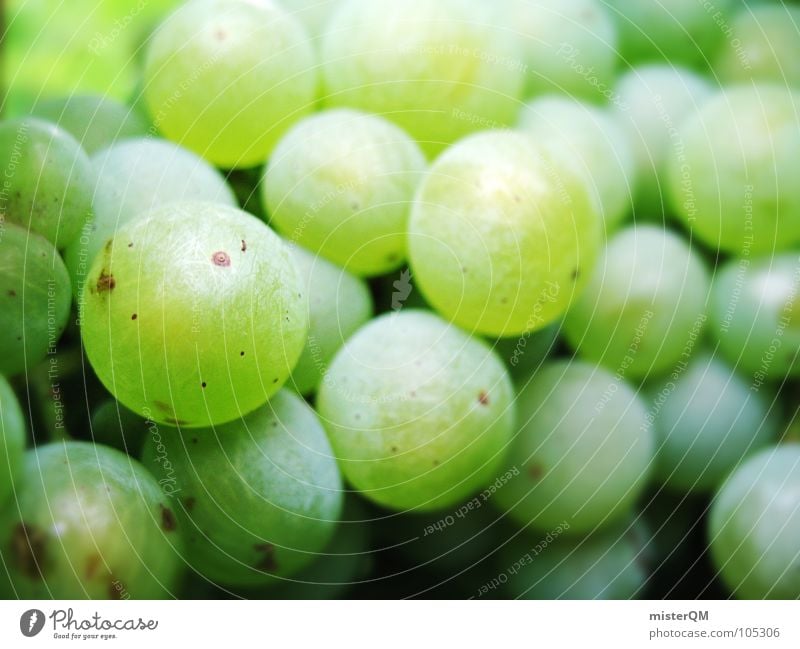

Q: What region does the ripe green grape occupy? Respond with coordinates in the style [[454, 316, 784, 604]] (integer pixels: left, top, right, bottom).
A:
[[321, 0, 525, 157], [80, 202, 308, 428], [709, 444, 800, 599], [563, 225, 710, 379], [709, 254, 800, 381], [142, 390, 343, 588], [0, 118, 95, 249], [263, 109, 426, 276], [90, 398, 151, 455], [715, 5, 800, 88], [287, 245, 373, 395], [408, 131, 602, 338], [613, 65, 712, 217], [317, 310, 516, 512], [519, 95, 635, 231], [64, 137, 236, 296], [649, 352, 779, 493], [667, 84, 800, 255], [0, 223, 72, 377], [494, 361, 654, 534], [504, 0, 618, 101], [144, 0, 317, 168], [0, 441, 184, 599], [31, 95, 150, 154], [0, 375, 26, 506]]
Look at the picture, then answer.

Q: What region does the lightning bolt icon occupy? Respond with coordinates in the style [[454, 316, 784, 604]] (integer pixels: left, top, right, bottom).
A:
[[28, 611, 38, 632]]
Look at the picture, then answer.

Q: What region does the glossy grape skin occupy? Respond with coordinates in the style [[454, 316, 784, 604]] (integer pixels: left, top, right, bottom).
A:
[[0, 375, 26, 506], [494, 361, 654, 534], [709, 444, 800, 599], [287, 246, 373, 395], [64, 138, 236, 296], [649, 352, 779, 493], [667, 85, 800, 255], [263, 110, 426, 276], [80, 202, 308, 428], [0, 118, 95, 249], [31, 95, 150, 154], [0, 223, 72, 377], [715, 5, 800, 88], [142, 390, 343, 587], [0, 442, 184, 599], [144, 0, 317, 168], [321, 0, 525, 157], [519, 95, 635, 231], [408, 131, 602, 338], [709, 254, 800, 381], [317, 310, 516, 512], [563, 225, 710, 380]]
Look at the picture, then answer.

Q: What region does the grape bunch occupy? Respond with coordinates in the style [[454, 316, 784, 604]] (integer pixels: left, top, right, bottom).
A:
[[1, 0, 800, 602]]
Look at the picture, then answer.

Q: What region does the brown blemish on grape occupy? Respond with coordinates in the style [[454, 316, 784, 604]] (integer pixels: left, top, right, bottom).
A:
[[391, 446, 398, 453], [254, 543, 278, 573], [478, 391, 490, 406], [212, 251, 231, 267], [96, 270, 116, 293], [528, 464, 544, 481], [160, 505, 177, 532], [214, 27, 228, 41], [571, 268, 581, 281], [433, 459, 440, 466], [7, 289, 16, 297], [166, 417, 189, 426], [184, 497, 196, 512], [127, 242, 134, 248], [104, 239, 113, 253], [11, 522, 47, 580], [240, 351, 245, 357], [241, 240, 247, 252], [201, 382, 207, 389], [154, 401, 172, 414], [85, 553, 102, 579], [131, 313, 138, 321], [272, 378, 279, 384], [191, 437, 198, 445]]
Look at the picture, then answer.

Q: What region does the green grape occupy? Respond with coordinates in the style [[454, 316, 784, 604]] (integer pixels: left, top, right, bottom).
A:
[[142, 390, 343, 588], [709, 254, 800, 381], [649, 352, 779, 493], [408, 131, 602, 338], [709, 444, 800, 599], [0, 118, 95, 249], [606, 0, 738, 68], [321, 0, 526, 157], [666, 84, 800, 255], [287, 245, 374, 395], [80, 202, 308, 428], [563, 225, 710, 379], [494, 361, 654, 534], [263, 109, 426, 276], [317, 310, 516, 512], [0, 441, 184, 599], [90, 398, 151, 455], [613, 65, 712, 217], [715, 5, 800, 88], [143, 0, 317, 168], [278, 0, 340, 39], [0, 223, 72, 377], [31, 95, 150, 154], [64, 137, 236, 296], [491, 322, 561, 383], [504, 0, 618, 101], [501, 524, 649, 599], [0, 375, 26, 506], [519, 95, 635, 231]]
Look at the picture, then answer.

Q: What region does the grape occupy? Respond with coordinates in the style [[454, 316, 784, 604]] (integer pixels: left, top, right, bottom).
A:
[[31, 95, 150, 154], [317, 310, 516, 512], [504, 0, 618, 101], [321, 0, 526, 157], [0, 223, 72, 377], [0, 441, 184, 599], [0, 375, 26, 506], [64, 137, 236, 297], [0, 118, 95, 249], [90, 399, 151, 455], [613, 65, 712, 217], [408, 131, 602, 338], [501, 524, 649, 599], [143, 0, 317, 168], [80, 202, 308, 428], [715, 5, 800, 88], [262, 109, 426, 276], [494, 361, 654, 534], [606, 0, 738, 68], [709, 444, 800, 599], [519, 95, 635, 231], [666, 84, 800, 255], [287, 245, 373, 395], [563, 225, 710, 379], [709, 254, 800, 381], [648, 352, 779, 493], [142, 390, 343, 587]]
